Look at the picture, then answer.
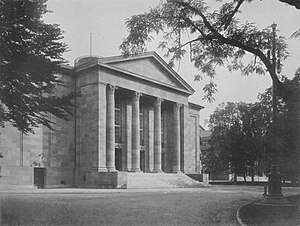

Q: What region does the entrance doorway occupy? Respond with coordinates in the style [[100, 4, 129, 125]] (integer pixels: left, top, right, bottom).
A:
[[34, 168, 45, 188], [115, 148, 122, 171]]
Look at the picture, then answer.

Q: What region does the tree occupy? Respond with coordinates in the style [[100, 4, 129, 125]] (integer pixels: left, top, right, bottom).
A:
[[262, 70, 300, 184], [205, 78, 299, 183], [0, 0, 74, 134], [120, 0, 294, 102], [205, 102, 266, 182]]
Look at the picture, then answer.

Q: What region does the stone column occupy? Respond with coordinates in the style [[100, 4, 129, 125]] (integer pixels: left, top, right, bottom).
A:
[[131, 92, 141, 172], [106, 84, 116, 172], [145, 106, 154, 172], [124, 100, 132, 171], [153, 98, 162, 173], [173, 103, 181, 173]]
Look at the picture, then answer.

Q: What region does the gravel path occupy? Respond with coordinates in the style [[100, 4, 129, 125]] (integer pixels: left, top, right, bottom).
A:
[[0, 186, 299, 226]]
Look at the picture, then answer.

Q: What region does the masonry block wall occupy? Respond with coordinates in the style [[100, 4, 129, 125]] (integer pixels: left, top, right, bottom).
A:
[[188, 106, 201, 173], [0, 124, 40, 188], [180, 104, 202, 174], [76, 69, 102, 176], [0, 72, 75, 188], [43, 74, 75, 188]]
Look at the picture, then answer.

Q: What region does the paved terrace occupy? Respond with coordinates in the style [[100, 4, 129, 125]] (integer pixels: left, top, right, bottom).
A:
[[0, 185, 299, 226]]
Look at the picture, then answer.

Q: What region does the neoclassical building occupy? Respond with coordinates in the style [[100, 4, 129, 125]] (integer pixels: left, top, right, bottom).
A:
[[0, 52, 204, 188]]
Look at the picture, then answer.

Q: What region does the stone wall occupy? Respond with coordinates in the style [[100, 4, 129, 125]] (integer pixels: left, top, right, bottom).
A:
[[0, 166, 34, 189], [180, 104, 201, 173], [76, 171, 127, 189], [42, 74, 75, 187], [0, 124, 43, 167], [76, 70, 101, 172], [0, 124, 43, 188], [0, 73, 75, 188]]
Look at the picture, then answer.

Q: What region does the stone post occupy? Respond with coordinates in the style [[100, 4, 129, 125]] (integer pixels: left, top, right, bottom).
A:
[[106, 84, 116, 172], [131, 92, 141, 172]]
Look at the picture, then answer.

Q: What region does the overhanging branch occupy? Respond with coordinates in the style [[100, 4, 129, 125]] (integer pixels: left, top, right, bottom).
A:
[[176, 0, 287, 95]]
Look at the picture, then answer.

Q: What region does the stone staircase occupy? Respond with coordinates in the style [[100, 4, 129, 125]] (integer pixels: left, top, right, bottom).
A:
[[126, 172, 207, 189]]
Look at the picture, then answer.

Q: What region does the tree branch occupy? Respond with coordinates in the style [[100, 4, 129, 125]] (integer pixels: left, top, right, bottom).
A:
[[168, 35, 216, 53], [176, 0, 287, 95], [180, 16, 206, 37], [223, 0, 245, 29]]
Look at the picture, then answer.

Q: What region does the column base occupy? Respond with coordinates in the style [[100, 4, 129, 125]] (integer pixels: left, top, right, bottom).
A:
[[172, 170, 182, 174], [107, 167, 117, 172], [152, 169, 163, 173], [93, 167, 108, 172], [131, 168, 142, 173], [172, 166, 181, 173]]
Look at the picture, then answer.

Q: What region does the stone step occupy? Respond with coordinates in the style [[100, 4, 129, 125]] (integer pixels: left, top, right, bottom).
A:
[[126, 172, 206, 189]]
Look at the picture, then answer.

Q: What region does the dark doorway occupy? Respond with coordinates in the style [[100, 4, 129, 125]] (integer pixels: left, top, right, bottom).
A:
[[115, 148, 122, 171], [34, 168, 45, 188], [140, 150, 145, 172]]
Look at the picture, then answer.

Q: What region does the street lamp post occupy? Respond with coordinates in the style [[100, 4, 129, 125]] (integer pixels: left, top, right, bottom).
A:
[[254, 24, 297, 217]]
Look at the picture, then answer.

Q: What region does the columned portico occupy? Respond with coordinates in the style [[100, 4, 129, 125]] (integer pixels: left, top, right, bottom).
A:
[[153, 97, 162, 172], [173, 103, 181, 173], [131, 92, 141, 172], [106, 84, 116, 172], [0, 52, 206, 189]]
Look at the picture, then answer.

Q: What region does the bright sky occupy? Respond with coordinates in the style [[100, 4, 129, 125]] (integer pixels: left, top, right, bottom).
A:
[[44, 0, 300, 129]]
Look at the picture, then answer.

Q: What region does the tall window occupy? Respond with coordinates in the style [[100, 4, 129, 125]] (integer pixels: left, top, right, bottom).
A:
[[115, 99, 122, 143], [140, 104, 144, 146]]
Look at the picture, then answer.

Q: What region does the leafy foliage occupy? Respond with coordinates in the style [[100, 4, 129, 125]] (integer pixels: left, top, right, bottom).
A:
[[120, 0, 291, 101], [203, 102, 265, 181], [204, 71, 299, 182], [0, 0, 75, 134], [290, 29, 300, 39]]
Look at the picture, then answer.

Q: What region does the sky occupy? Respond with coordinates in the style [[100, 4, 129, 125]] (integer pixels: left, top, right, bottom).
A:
[[43, 0, 300, 129]]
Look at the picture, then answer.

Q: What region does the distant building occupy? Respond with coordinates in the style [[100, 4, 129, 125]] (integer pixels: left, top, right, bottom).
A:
[[0, 52, 205, 188]]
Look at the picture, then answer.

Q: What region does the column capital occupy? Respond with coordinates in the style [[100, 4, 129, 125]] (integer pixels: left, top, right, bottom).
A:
[[132, 91, 141, 101], [154, 97, 163, 106], [107, 84, 116, 93], [174, 102, 182, 110]]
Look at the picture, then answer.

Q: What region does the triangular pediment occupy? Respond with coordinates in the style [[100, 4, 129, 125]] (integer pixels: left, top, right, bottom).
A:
[[99, 52, 194, 94]]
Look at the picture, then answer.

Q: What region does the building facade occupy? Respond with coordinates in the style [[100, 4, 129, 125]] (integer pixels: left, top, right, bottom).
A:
[[0, 52, 204, 188]]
